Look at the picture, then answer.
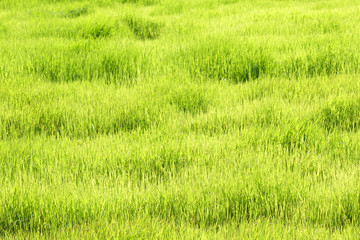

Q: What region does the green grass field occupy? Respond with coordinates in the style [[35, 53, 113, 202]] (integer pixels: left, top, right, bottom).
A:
[[1, 0, 360, 239]]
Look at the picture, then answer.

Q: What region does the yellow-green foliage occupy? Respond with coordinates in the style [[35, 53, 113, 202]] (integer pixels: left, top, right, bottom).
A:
[[1, 0, 360, 239]]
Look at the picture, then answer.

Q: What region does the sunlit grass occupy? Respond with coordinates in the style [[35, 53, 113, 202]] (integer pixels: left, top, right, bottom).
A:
[[1, 0, 360, 238]]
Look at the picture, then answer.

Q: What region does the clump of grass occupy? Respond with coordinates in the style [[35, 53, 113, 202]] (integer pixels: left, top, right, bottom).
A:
[[34, 109, 72, 136], [29, 42, 148, 84], [0, 192, 45, 234], [307, 50, 347, 76], [120, 0, 159, 5], [57, 7, 89, 18], [278, 123, 309, 150], [27, 17, 114, 40], [169, 85, 210, 114], [319, 97, 360, 132], [68, 40, 93, 54], [0, 191, 100, 234], [282, 47, 359, 78], [179, 39, 274, 83], [272, 119, 320, 151], [0, 102, 160, 138], [0, 106, 76, 138], [0, 24, 7, 34], [221, 0, 240, 5], [30, 51, 89, 82], [145, 178, 301, 226], [0, 114, 22, 139], [81, 22, 112, 39], [100, 49, 142, 84], [108, 105, 157, 133], [124, 15, 164, 40]]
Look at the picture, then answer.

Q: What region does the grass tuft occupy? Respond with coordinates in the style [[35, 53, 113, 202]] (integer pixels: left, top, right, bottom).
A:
[[119, 0, 159, 5], [169, 85, 210, 114], [100, 49, 141, 83], [319, 97, 360, 132], [124, 15, 164, 40], [57, 7, 89, 18], [28, 42, 148, 83], [81, 22, 113, 39], [274, 120, 319, 151], [178, 39, 274, 83]]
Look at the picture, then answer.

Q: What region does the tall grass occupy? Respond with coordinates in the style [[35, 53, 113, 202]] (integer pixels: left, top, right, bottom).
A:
[[1, 0, 360, 238]]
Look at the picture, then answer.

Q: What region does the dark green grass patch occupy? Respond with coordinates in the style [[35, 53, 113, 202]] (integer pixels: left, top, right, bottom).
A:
[[81, 23, 112, 39], [0, 99, 162, 139], [176, 38, 360, 83], [30, 51, 91, 82], [0, 107, 159, 139], [57, 6, 89, 18], [271, 119, 322, 151], [324, 135, 360, 164], [28, 17, 114, 40], [318, 97, 360, 132], [119, 0, 159, 5], [307, 191, 360, 228], [0, 191, 101, 235], [97, 104, 158, 134], [28, 42, 148, 83], [124, 15, 164, 40], [178, 39, 274, 83], [0, 24, 8, 35], [169, 85, 210, 114], [0, 106, 78, 138], [146, 179, 301, 226], [100, 49, 142, 84], [283, 47, 360, 78]]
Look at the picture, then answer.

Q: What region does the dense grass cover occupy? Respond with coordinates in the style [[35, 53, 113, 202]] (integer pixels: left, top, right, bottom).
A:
[[1, 0, 360, 238]]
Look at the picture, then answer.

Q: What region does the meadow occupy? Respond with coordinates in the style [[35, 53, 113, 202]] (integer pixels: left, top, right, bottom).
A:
[[0, 0, 360, 238]]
